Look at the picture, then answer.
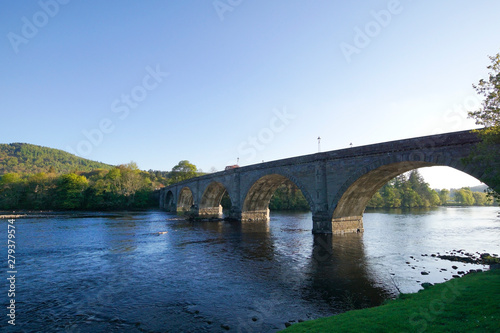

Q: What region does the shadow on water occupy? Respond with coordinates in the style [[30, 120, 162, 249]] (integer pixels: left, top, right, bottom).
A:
[[309, 234, 392, 311]]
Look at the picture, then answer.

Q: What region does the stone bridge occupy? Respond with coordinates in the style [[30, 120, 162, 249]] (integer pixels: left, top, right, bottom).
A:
[[159, 130, 498, 234]]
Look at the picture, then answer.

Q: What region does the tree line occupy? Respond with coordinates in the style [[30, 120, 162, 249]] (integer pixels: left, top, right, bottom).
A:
[[366, 170, 497, 209], [0, 163, 163, 210], [0, 160, 209, 211]]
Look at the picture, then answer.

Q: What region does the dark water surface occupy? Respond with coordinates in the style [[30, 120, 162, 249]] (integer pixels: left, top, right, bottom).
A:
[[1, 207, 499, 332]]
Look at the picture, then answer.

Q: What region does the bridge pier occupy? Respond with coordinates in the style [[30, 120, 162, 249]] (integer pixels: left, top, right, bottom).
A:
[[241, 208, 270, 222], [331, 216, 363, 234], [198, 205, 223, 219], [176, 204, 200, 219], [225, 206, 242, 221], [312, 211, 332, 233], [164, 203, 176, 212], [312, 212, 363, 234]]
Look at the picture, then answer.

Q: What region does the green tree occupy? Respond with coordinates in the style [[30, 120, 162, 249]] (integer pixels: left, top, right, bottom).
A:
[[368, 170, 440, 208], [55, 173, 89, 209], [269, 183, 310, 211], [0, 173, 26, 209], [472, 191, 489, 206], [401, 188, 421, 208], [169, 160, 198, 184], [367, 192, 385, 208], [467, 53, 500, 200], [429, 190, 441, 206], [439, 189, 450, 205], [119, 163, 145, 196], [382, 184, 401, 207], [454, 188, 475, 206], [26, 173, 54, 209]]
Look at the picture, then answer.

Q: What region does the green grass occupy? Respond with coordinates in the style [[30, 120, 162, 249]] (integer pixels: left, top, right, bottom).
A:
[[281, 269, 500, 333]]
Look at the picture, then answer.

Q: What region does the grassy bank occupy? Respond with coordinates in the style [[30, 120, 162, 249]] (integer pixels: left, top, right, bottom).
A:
[[281, 269, 500, 332]]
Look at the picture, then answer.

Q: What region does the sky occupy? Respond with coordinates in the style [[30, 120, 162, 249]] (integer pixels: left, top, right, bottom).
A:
[[1, 0, 499, 189]]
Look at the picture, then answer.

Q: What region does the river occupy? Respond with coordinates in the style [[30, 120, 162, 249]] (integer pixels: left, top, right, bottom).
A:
[[1, 207, 499, 332]]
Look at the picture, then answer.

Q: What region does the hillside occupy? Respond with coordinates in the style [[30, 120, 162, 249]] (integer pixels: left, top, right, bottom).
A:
[[468, 184, 488, 192], [0, 143, 114, 175]]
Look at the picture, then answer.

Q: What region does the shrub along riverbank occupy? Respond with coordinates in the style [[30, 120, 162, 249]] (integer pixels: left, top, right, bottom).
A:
[[281, 269, 500, 332]]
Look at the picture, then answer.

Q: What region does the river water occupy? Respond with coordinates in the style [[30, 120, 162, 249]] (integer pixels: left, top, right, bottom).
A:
[[1, 207, 499, 332]]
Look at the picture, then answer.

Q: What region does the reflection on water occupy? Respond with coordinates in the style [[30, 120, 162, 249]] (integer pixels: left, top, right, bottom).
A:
[[1, 207, 498, 332]]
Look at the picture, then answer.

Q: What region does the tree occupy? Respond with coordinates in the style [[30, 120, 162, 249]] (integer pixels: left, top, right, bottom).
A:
[[468, 53, 500, 129], [0, 173, 26, 209], [467, 52, 500, 199], [454, 188, 475, 206], [428, 191, 442, 206], [439, 189, 450, 205], [26, 173, 53, 209], [366, 192, 384, 208], [55, 173, 89, 209], [367, 170, 441, 209], [472, 191, 489, 206], [118, 163, 145, 197], [169, 160, 198, 184], [269, 183, 310, 211], [383, 185, 401, 207]]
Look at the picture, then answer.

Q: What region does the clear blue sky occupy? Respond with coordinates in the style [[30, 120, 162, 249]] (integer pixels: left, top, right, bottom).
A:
[[1, 0, 499, 189]]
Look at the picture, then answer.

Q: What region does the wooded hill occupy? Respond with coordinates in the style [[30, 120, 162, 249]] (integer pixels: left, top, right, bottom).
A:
[[0, 143, 113, 175]]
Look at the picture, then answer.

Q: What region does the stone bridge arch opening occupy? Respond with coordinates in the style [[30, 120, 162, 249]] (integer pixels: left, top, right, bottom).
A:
[[242, 174, 312, 222], [177, 187, 194, 213], [199, 182, 232, 219], [330, 161, 490, 233], [164, 190, 175, 212]]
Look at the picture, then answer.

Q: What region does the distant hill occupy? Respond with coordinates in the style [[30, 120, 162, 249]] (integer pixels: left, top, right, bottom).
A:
[[469, 184, 488, 193], [0, 143, 114, 175], [447, 184, 488, 194]]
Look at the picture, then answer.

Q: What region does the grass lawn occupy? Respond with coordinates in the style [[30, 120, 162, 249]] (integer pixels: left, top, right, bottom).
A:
[[281, 269, 500, 332]]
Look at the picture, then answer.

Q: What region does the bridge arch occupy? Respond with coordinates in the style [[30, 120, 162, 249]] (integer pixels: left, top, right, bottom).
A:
[[332, 161, 434, 220], [242, 173, 314, 221], [330, 151, 493, 232], [199, 181, 231, 218], [177, 186, 194, 213], [163, 190, 175, 212]]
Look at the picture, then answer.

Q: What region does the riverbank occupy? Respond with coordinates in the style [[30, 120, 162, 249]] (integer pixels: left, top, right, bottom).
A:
[[0, 214, 27, 219], [281, 269, 500, 332]]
